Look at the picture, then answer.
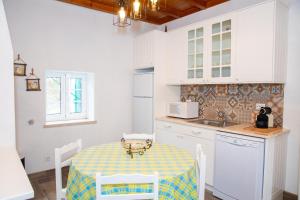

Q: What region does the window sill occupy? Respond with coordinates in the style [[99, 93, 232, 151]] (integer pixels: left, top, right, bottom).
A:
[[44, 119, 97, 128]]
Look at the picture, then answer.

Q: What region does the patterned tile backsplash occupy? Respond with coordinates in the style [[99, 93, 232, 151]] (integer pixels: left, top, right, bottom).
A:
[[181, 84, 284, 127]]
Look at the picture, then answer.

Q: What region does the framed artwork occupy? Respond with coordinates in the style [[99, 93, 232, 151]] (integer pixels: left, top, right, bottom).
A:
[[26, 68, 41, 91], [26, 79, 41, 91], [14, 54, 27, 76]]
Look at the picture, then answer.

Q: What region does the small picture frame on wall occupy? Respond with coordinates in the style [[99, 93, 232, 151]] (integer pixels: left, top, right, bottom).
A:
[[26, 79, 41, 91], [26, 68, 41, 91], [14, 54, 27, 76]]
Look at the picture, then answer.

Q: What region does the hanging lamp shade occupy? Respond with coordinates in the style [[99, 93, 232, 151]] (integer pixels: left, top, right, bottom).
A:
[[130, 0, 144, 20], [113, 0, 131, 27], [148, 0, 159, 11], [112, 0, 164, 27]]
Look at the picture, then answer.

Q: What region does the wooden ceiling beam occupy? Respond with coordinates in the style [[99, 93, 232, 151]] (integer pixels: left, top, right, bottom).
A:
[[57, 0, 229, 25], [156, 15, 177, 24], [158, 6, 183, 18], [58, 0, 164, 24], [137, 17, 162, 25], [58, 0, 115, 13], [206, 0, 229, 8], [181, 6, 201, 16], [186, 0, 207, 10]]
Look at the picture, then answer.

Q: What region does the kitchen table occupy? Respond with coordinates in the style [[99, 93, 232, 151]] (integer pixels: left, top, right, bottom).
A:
[[66, 142, 198, 200]]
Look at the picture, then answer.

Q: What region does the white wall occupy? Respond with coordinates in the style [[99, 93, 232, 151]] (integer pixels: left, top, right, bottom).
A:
[[0, 0, 15, 147], [3, 0, 155, 173], [283, 0, 300, 195]]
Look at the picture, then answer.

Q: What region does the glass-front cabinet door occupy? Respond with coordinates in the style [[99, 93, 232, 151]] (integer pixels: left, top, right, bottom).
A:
[[187, 27, 205, 82], [210, 19, 233, 81]]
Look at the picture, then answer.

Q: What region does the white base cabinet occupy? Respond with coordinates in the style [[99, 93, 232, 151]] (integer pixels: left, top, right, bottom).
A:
[[156, 120, 216, 186], [156, 119, 288, 200], [263, 133, 288, 200]]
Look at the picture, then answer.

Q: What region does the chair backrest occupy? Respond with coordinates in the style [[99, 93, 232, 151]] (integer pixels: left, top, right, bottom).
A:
[[122, 133, 156, 142], [55, 139, 82, 200], [196, 144, 207, 200], [96, 172, 159, 200]]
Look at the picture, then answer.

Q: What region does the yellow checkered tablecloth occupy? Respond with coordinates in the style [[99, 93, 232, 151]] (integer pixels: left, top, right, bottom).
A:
[[66, 142, 198, 200]]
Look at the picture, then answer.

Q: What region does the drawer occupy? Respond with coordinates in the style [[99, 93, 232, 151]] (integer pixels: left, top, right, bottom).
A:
[[156, 120, 194, 135], [156, 120, 216, 141], [183, 127, 216, 141], [156, 121, 179, 132]]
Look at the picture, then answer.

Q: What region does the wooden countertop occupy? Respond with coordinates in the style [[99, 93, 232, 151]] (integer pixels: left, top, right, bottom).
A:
[[222, 124, 289, 138], [0, 146, 34, 200], [156, 117, 289, 139]]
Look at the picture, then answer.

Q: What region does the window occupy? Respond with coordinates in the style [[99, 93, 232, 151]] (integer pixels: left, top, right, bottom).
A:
[[46, 71, 93, 122]]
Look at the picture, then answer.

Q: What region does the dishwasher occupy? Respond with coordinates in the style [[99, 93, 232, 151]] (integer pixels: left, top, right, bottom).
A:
[[213, 131, 265, 200]]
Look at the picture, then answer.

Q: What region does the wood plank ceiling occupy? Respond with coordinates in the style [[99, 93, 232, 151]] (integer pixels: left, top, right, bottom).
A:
[[57, 0, 229, 25]]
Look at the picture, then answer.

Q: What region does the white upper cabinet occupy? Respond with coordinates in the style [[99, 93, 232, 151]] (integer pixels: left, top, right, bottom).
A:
[[167, 16, 236, 85], [235, 0, 288, 83], [165, 0, 288, 84], [133, 30, 167, 69], [166, 27, 186, 84], [208, 15, 236, 83], [133, 32, 153, 69], [187, 25, 206, 82], [167, 21, 208, 85]]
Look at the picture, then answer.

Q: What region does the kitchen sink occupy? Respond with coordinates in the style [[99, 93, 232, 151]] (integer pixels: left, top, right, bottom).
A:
[[187, 119, 239, 128]]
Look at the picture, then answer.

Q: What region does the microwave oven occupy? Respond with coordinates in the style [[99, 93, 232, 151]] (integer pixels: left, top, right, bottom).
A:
[[167, 102, 199, 119]]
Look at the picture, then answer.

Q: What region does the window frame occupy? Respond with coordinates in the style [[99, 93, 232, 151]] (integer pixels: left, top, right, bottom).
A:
[[46, 70, 89, 122]]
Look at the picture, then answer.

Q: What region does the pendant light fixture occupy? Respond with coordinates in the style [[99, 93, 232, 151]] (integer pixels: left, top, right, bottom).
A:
[[113, 0, 164, 27], [149, 0, 159, 11], [113, 0, 131, 27], [131, 0, 142, 19]]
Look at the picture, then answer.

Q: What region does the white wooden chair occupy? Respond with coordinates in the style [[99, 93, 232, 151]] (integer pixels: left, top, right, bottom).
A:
[[55, 139, 82, 200], [196, 144, 207, 200], [122, 133, 156, 142], [96, 172, 159, 200]]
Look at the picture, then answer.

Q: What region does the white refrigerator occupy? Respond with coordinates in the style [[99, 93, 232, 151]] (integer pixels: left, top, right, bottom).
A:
[[133, 72, 153, 134]]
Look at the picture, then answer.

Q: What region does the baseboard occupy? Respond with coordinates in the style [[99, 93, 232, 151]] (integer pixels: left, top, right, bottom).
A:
[[283, 191, 298, 200], [28, 166, 69, 181]]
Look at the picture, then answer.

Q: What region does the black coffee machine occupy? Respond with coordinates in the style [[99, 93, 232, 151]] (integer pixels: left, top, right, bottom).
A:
[[256, 107, 272, 128]]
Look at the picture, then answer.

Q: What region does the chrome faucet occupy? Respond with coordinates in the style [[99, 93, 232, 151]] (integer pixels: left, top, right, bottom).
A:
[[219, 111, 229, 127]]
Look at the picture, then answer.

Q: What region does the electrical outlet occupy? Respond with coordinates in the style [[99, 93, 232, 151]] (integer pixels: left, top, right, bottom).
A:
[[44, 156, 50, 162], [256, 103, 265, 110]]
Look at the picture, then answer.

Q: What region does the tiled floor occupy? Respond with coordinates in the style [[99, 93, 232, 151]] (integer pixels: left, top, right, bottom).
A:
[[28, 168, 219, 200]]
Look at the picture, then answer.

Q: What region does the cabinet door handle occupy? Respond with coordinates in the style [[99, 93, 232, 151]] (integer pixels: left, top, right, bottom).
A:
[[176, 135, 184, 139], [164, 125, 172, 128], [192, 130, 202, 135], [223, 140, 250, 147]]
